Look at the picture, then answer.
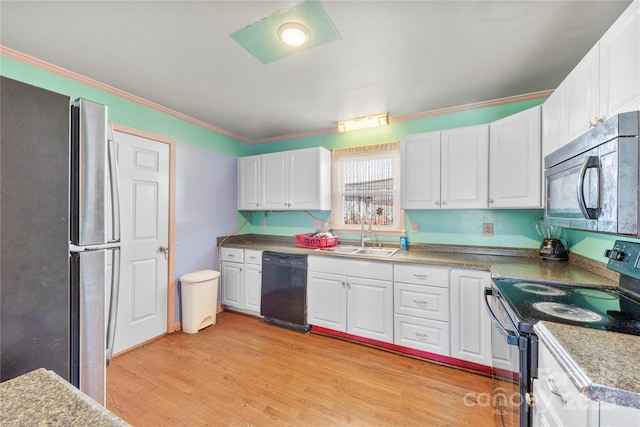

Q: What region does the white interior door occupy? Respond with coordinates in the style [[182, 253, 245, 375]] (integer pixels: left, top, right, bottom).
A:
[[113, 131, 169, 353]]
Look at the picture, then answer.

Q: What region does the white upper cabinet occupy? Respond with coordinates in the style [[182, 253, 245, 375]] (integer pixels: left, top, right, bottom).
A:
[[237, 155, 261, 210], [563, 44, 600, 143], [599, 1, 640, 118], [441, 125, 489, 209], [543, 0, 639, 150], [489, 106, 542, 208], [238, 147, 331, 211], [261, 152, 288, 210], [400, 131, 441, 209], [400, 125, 489, 210], [542, 87, 565, 159]]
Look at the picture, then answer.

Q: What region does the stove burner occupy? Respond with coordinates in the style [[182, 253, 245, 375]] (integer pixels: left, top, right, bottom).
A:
[[532, 302, 603, 323], [514, 282, 567, 296], [574, 288, 617, 300]]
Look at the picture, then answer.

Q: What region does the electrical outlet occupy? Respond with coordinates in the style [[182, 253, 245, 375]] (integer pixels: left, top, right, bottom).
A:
[[261, 219, 266, 228], [313, 219, 321, 229], [411, 222, 419, 233], [483, 223, 493, 236]]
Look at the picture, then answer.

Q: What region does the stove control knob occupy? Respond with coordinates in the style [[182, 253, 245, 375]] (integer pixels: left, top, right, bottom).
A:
[[525, 392, 536, 407], [605, 249, 626, 261]]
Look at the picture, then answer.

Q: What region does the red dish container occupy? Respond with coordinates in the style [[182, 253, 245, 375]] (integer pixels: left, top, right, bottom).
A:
[[295, 233, 338, 249]]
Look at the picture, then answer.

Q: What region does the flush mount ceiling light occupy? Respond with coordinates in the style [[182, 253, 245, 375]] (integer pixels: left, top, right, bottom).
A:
[[337, 113, 390, 133], [278, 22, 309, 47], [229, 1, 340, 64]]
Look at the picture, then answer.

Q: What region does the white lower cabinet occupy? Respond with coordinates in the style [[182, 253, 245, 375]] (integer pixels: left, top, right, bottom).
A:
[[533, 340, 599, 427], [393, 264, 450, 355], [533, 339, 640, 427], [307, 256, 393, 343], [220, 248, 262, 315], [243, 250, 262, 314], [450, 268, 492, 366]]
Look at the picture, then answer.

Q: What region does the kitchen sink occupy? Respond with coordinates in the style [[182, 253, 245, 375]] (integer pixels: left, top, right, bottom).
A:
[[327, 246, 361, 254], [325, 246, 398, 257]]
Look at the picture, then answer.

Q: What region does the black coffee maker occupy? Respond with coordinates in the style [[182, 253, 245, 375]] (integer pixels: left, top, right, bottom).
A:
[[536, 222, 569, 261]]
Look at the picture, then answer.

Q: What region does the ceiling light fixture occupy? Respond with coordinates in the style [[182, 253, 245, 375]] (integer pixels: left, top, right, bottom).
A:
[[337, 113, 390, 133], [278, 22, 309, 47]]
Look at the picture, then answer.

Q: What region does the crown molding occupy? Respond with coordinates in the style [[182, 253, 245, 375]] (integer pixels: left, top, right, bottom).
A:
[[2, 45, 552, 146]]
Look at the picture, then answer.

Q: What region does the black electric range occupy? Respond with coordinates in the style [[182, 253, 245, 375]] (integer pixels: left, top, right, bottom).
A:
[[492, 240, 640, 336], [486, 240, 640, 427]]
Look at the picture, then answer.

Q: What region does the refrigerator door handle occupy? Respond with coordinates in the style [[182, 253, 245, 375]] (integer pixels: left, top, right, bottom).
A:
[[105, 247, 121, 366], [107, 124, 121, 243]]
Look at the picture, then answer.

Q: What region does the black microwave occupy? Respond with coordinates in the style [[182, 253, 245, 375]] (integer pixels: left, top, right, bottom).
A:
[[544, 111, 639, 236]]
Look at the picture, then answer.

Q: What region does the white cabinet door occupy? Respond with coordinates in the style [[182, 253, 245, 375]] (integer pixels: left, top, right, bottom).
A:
[[307, 271, 347, 332], [599, 1, 640, 118], [221, 261, 243, 309], [450, 268, 492, 366], [261, 152, 288, 210], [288, 147, 331, 210], [563, 44, 600, 143], [244, 263, 262, 314], [237, 155, 261, 210], [489, 106, 542, 208], [347, 276, 393, 343], [441, 125, 489, 209], [542, 88, 565, 159], [400, 131, 441, 209]]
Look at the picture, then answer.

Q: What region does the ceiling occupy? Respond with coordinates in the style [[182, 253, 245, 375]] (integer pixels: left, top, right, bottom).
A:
[[0, 1, 633, 143]]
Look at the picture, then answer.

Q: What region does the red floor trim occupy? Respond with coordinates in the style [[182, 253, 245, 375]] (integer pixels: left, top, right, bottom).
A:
[[311, 325, 493, 375]]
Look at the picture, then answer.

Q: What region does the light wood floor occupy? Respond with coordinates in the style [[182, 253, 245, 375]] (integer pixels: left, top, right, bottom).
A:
[[107, 311, 495, 426]]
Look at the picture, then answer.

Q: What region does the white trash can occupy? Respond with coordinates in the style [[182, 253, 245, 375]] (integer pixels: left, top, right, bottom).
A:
[[180, 270, 220, 334]]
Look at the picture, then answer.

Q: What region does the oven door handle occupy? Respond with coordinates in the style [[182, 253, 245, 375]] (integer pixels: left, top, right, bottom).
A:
[[484, 287, 519, 346]]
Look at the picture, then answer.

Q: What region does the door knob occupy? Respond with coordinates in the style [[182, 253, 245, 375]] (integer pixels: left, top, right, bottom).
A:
[[159, 245, 169, 260]]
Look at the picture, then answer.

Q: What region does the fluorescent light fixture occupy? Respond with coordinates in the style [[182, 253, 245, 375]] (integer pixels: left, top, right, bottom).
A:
[[337, 113, 389, 132], [278, 22, 309, 47]]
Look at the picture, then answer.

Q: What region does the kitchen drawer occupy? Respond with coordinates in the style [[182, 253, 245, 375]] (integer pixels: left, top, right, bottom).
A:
[[393, 264, 449, 287], [394, 283, 449, 321], [535, 342, 598, 426], [220, 247, 244, 262], [244, 249, 262, 265], [394, 314, 449, 356]]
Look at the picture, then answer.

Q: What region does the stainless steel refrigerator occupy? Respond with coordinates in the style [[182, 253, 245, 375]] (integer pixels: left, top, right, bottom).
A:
[[0, 77, 121, 405]]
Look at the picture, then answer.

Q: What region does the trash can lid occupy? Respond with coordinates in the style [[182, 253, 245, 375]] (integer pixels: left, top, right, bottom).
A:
[[180, 269, 220, 283]]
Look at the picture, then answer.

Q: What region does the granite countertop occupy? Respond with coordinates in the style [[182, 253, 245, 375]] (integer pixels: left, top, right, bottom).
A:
[[534, 321, 640, 409], [0, 368, 129, 426], [219, 234, 618, 288]]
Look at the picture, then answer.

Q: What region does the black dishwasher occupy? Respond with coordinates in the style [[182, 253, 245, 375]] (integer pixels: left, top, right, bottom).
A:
[[260, 252, 309, 332]]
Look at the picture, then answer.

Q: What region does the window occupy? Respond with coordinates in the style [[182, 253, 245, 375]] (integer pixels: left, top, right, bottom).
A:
[[331, 142, 403, 234]]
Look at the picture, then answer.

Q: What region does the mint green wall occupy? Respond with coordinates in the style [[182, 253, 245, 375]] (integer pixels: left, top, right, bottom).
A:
[[566, 230, 640, 262], [251, 99, 545, 154], [0, 55, 251, 156]]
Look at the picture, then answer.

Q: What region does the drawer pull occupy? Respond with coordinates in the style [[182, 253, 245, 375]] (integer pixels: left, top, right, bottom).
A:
[[545, 378, 567, 405], [227, 254, 235, 258], [413, 274, 428, 280], [413, 300, 428, 305]]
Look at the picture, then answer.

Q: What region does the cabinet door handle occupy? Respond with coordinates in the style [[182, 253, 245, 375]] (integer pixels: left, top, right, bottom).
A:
[[545, 378, 567, 405], [441, 200, 447, 205], [415, 332, 428, 340], [413, 300, 427, 305], [488, 198, 494, 203], [435, 201, 441, 206], [413, 273, 427, 280]]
